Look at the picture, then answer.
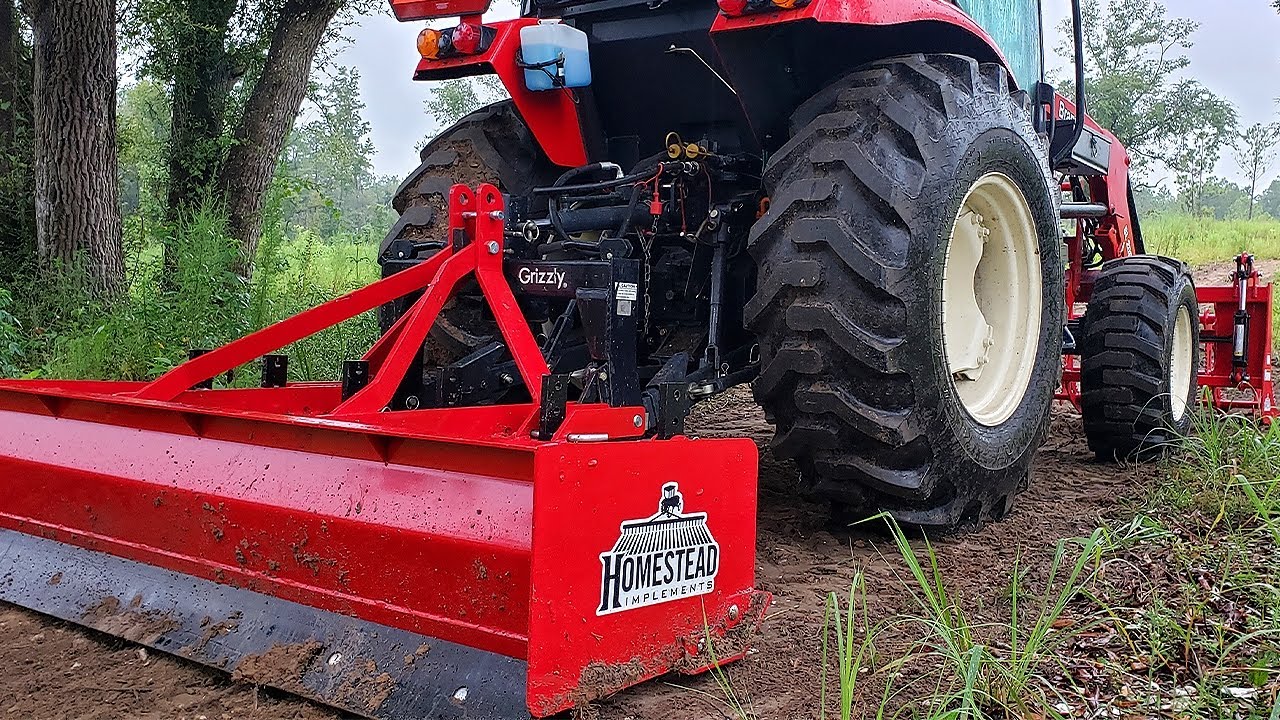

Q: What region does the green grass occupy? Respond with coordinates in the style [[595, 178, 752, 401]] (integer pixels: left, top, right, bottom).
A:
[[866, 517, 1103, 719], [1138, 213, 1280, 339], [821, 570, 876, 720], [1, 206, 381, 383], [808, 407, 1280, 719], [1079, 412, 1280, 718], [1144, 214, 1280, 267]]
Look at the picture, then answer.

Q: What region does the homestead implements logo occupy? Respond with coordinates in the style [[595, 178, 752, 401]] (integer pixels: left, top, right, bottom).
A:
[[597, 482, 720, 616]]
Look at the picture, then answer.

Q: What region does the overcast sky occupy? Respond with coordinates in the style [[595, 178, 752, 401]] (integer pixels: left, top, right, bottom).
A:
[[334, 0, 1280, 187]]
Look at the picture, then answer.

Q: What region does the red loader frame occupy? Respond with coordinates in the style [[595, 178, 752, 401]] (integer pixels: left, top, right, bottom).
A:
[[1042, 94, 1277, 422], [1197, 255, 1276, 417], [0, 185, 768, 718]]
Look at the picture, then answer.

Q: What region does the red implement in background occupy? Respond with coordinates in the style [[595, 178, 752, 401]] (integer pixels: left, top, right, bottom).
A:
[[1196, 254, 1277, 419], [0, 185, 768, 719], [1059, 253, 1277, 422]]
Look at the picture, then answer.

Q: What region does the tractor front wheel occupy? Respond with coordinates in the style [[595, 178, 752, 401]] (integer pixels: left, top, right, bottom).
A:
[[1079, 256, 1199, 458], [746, 54, 1064, 531]]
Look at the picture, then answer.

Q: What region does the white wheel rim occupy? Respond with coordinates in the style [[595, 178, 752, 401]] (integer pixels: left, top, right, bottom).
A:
[[1170, 304, 1193, 422], [942, 172, 1042, 427]]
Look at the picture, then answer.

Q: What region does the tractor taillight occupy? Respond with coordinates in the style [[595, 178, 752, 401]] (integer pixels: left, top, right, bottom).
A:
[[451, 22, 483, 54], [417, 28, 444, 59], [717, 0, 749, 15], [418, 22, 495, 61]]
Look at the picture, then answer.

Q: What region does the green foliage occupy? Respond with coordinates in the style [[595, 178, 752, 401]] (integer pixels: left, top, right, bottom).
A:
[[1049, 415, 1280, 717], [1164, 93, 1238, 215], [1161, 413, 1280, 529], [1236, 123, 1280, 220], [114, 56, 395, 261], [424, 75, 507, 131], [118, 79, 171, 221], [1195, 177, 1250, 221], [0, 288, 22, 377], [246, 230, 379, 380], [1143, 214, 1280, 265], [10, 199, 378, 383], [1261, 179, 1280, 221], [9, 5, 390, 382], [120, 0, 385, 92], [118, 0, 390, 281], [820, 571, 876, 720], [0, 0, 34, 282], [1131, 183, 1179, 218], [820, 421, 1280, 718], [278, 67, 396, 240], [865, 514, 1102, 718], [25, 202, 249, 380], [1060, 0, 1237, 194]]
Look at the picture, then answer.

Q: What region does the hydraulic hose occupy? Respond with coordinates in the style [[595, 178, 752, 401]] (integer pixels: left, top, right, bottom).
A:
[[534, 169, 655, 196]]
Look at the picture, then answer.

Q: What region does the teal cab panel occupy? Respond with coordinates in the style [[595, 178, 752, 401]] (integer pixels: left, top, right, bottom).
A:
[[955, 0, 1044, 89]]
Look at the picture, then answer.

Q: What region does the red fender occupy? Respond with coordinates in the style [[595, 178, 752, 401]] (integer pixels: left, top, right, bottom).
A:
[[411, 3, 1019, 169], [414, 18, 588, 168], [711, 0, 1011, 73]]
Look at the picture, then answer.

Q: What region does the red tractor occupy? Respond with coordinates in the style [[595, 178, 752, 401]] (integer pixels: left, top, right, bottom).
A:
[[383, 0, 1273, 524], [0, 0, 1272, 717]]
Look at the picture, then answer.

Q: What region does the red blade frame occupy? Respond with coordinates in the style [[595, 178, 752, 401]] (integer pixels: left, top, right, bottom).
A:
[[0, 184, 769, 717]]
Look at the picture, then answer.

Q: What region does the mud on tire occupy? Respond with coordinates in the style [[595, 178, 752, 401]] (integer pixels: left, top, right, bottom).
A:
[[1080, 256, 1198, 459], [745, 54, 1064, 531], [379, 101, 557, 359]]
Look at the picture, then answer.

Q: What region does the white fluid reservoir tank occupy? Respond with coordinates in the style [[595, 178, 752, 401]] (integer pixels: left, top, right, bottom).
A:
[[520, 21, 591, 91]]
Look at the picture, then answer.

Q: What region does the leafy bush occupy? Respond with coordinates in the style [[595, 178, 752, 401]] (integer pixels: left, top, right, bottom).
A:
[[35, 202, 249, 380], [10, 200, 380, 385], [0, 288, 23, 377]]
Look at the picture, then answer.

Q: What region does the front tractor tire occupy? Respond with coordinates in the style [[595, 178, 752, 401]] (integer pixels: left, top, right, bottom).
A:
[[746, 54, 1064, 531], [1080, 256, 1199, 459]]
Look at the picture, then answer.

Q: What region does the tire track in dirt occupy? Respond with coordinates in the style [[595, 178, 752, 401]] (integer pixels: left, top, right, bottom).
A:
[[0, 390, 1155, 719]]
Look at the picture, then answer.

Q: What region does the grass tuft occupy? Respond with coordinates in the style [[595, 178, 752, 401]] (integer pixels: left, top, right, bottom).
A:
[[820, 570, 875, 720]]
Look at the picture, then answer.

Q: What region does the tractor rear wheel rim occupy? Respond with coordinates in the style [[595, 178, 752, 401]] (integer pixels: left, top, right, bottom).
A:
[[942, 172, 1043, 427], [1170, 304, 1194, 422]]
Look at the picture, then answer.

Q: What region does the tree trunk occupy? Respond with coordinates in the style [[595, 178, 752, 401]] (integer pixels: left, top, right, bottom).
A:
[[218, 0, 343, 275], [165, 0, 238, 219], [22, 0, 123, 296], [0, 0, 28, 152], [1249, 157, 1259, 221], [161, 0, 239, 277], [0, 0, 34, 277]]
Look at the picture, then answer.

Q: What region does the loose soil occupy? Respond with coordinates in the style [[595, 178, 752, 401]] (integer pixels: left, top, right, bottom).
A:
[[0, 387, 1147, 720]]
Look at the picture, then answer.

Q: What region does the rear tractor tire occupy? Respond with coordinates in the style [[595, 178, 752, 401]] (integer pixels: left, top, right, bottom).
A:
[[380, 101, 557, 361], [746, 54, 1064, 531], [1080, 256, 1199, 459]]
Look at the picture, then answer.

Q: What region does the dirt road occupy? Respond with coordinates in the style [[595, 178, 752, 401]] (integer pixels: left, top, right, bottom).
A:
[[0, 386, 1148, 720]]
